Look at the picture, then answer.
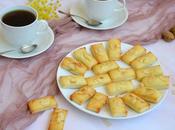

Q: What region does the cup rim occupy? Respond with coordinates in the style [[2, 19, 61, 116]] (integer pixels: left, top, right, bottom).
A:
[[0, 5, 38, 29]]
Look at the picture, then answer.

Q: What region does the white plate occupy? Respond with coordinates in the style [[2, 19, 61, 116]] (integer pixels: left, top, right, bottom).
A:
[[0, 26, 54, 59], [56, 41, 168, 119], [70, 2, 128, 30]]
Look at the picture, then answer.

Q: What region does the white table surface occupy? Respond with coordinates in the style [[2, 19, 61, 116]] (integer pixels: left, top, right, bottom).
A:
[[1, 1, 175, 130]]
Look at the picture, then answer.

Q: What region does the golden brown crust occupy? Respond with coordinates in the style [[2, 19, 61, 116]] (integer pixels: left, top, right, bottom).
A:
[[48, 108, 68, 130], [91, 43, 109, 63], [28, 96, 57, 114], [86, 92, 108, 113]]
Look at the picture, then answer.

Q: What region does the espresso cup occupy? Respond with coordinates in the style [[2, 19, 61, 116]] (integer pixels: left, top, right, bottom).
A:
[[0, 5, 48, 47], [84, 0, 126, 21]]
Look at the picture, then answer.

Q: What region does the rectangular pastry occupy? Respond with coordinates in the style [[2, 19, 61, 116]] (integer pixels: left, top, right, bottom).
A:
[[70, 86, 96, 105], [133, 86, 162, 103], [61, 57, 87, 75], [122, 93, 150, 113], [91, 43, 109, 63], [92, 61, 119, 74], [48, 108, 68, 130], [86, 74, 111, 87], [86, 92, 107, 113], [130, 52, 157, 69], [73, 47, 97, 69], [141, 75, 169, 90], [136, 65, 163, 80], [59, 75, 87, 88], [106, 81, 133, 96], [28, 96, 57, 114], [109, 68, 135, 81], [121, 45, 146, 64], [108, 97, 127, 117], [107, 39, 121, 61]]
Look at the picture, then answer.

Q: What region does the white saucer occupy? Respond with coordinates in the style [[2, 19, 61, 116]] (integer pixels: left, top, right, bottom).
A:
[[0, 26, 54, 59], [70, 2, 128, 30]]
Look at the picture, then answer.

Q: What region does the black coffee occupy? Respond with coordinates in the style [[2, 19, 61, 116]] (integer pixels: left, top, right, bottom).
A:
[[2, 10, 36, 27]]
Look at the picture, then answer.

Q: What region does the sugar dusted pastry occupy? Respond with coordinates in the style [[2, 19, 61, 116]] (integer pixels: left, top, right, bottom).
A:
[[106, 81, 133, 96], [108, 97, 127, 117], [136, 65, 163, 80], [86, 74, 111, 87], [121, 45, 146, 64], [122, 93, 150, 113], [92, 61, 119, 74], [142, 75, 169, 90], [73, 47, 97, 69], [130, 52, 157, 69], [59, 75, 87, 88], [87, 92, 107, 113], [48, 108, 68, 130], [28, 96, 57, 114], [70, 86, 96, 105], [109, 68, 135, 81], [107, 39, 121, 60], [61, 57, 87, 75], [91, 43, 109, 63], [133, 86, 162, 103]]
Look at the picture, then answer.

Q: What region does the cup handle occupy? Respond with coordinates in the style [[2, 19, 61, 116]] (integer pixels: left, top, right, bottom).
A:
[[114, 0, 126, 11], [36, 20, 48, 34]]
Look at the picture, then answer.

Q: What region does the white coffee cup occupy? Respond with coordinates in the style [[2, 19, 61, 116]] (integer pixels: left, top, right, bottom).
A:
[[84, 0, 126, 21], [0, 5, 48, 47]]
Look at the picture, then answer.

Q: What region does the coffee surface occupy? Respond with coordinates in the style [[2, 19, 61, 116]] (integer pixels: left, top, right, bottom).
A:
[[2, 10, 36, 27]]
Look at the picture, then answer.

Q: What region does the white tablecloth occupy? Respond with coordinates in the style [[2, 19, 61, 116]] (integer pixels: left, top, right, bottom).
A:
[[1, 1, 175, 130]]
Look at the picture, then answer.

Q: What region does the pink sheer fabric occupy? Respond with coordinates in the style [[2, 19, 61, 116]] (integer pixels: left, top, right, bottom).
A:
[[0, 0, 175, 129]]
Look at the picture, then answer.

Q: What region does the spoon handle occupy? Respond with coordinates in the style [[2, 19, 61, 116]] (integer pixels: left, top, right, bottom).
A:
[[58, 10, 88, 22], [0, 50, 15, 55]]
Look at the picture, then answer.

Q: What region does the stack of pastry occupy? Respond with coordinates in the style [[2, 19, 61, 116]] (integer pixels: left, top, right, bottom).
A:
[[59, 39, 169, 117]]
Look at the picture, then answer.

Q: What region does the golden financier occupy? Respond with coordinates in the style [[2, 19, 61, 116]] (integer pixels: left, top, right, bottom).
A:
[[87, 92, 107, 113], [73, 47, 97, 69], [109, 68, 135, 81], [28, 96, 57, 114], [121, 45, 146, 64], [91, 43, 109, 63], [106, 81, 133, 96], [92, 61, 119, 74], [107, 39, 121, 60], [122, 93, 150, 113], [130, 52, 157, 69], [48, 108, 68, 130], [61, 57, 87, 75], [59, 75, 87, 88], [108, 97, 128, 117], [70, 86, 96, 105]]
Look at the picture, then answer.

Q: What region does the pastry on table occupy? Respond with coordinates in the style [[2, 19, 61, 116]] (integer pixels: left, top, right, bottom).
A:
[[141, 75, 169, 90], [86, 92, 107, 113], [92, 61, 119, 74], [133, 85, 162, 103], [107, 39, 121, 61], [109, 68, 135, 81], [130, 52, 157, 69], [86, 74, 111, 87], [61, 57, 87, 75], [122, 93, 150, 113], [108, 97, 127, 117], [136, 65, 163, 80], [28, 96, 57, 114], [121, 45, 146, 64], [59, 75, 87, 88], [73, 47, 97, 69], [48, 108, 68, 130], [70, 86, 96, 105], [91, 43, 109, 63], [106, 81, 133, 96]]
